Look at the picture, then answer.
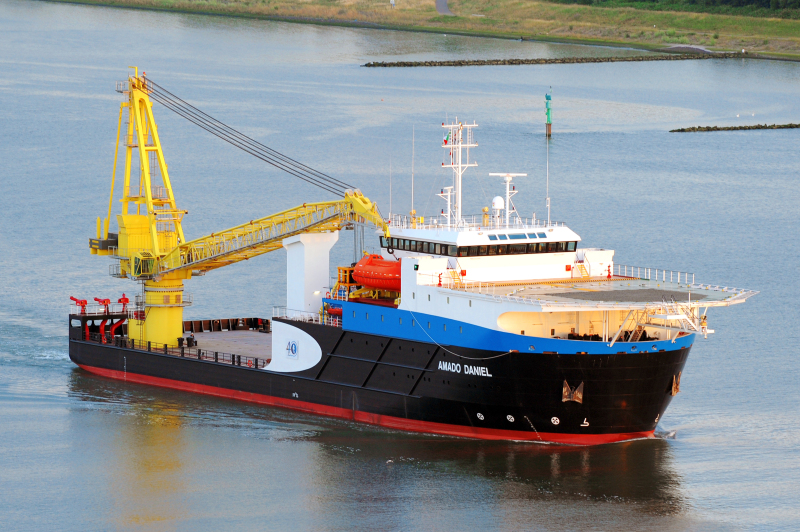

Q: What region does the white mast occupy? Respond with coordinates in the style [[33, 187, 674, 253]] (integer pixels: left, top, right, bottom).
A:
[[546, 137, 551, 225], [489, 173, 527, 226], [389, 156, 392, 217], [545, 87, 552, 225], [441, 119, 478, 225], [411, 126, 414, 213]]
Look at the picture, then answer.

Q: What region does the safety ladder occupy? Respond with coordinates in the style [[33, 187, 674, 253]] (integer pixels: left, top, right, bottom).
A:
[[447, 268, 464, 289], [630, 326, 645, 342], [574, 262, 590, 279]]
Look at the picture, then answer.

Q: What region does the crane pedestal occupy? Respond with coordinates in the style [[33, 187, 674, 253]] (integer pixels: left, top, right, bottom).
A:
[[129, 278, 187, 346]]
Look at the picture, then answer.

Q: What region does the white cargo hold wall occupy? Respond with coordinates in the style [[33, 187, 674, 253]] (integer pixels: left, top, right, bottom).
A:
[[282, 232, 339, 313]]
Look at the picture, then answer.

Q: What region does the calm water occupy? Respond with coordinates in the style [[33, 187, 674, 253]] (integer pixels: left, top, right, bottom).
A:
[[1, 1, 800, 530]]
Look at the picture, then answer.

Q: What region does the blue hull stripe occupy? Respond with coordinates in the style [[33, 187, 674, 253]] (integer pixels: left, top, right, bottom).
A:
[[326, 299, 695, 355]]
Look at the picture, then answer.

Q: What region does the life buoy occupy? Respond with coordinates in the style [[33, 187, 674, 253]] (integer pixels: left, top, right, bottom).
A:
[[326, 291, 331, 298], [247, 359, 253, 368]]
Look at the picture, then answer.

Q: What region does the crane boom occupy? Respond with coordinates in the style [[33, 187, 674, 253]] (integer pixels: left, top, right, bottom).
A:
[[157, 191, 388, 277]]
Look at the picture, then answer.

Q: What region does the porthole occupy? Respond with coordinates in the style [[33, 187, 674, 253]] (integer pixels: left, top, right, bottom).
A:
[[551, 417, 560, 425], [477, 413, 485, 421], [507, 415, 515, 423]]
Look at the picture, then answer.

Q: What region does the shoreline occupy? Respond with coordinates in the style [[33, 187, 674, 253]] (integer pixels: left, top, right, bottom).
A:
[[45, 0, 800, 61], [671, 123, 800, 132], [363, 53, 747, 67]]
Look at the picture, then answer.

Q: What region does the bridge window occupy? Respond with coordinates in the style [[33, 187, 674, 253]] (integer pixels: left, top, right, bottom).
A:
[[498, 234, 508, 240], [380, 237, 578, 256], [509, 234, 526, 240]]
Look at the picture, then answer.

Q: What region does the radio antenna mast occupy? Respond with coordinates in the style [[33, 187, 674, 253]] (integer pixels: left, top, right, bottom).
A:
[[389, 156, 392, 217], [441, 119, 478, 224], [545, 87, 552, 225], [411, 126, 415, 212]]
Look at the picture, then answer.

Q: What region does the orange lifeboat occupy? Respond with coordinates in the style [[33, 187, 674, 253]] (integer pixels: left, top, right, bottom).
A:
[[352, 254, 401, 291]]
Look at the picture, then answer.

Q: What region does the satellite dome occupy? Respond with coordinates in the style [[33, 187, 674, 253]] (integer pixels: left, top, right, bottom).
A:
[[492, 196, 505, 210]]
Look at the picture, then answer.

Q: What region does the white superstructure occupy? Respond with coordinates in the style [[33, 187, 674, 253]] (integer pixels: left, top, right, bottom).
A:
[[368, 119, 757, 345]]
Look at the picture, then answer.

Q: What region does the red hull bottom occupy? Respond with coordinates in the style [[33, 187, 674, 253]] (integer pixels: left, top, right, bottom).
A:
[[78, 364, 655, 446]]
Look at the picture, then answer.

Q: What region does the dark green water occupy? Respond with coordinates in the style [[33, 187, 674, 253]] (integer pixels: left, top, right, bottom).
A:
[[1, 1, 799, 529]]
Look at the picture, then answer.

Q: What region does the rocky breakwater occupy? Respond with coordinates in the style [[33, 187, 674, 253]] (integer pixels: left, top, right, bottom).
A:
[[363, 53, 745, 68], [671, 123, 800, 132]]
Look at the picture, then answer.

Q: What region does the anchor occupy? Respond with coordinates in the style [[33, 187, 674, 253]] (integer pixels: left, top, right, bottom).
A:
[[562, 380, 584, 403]]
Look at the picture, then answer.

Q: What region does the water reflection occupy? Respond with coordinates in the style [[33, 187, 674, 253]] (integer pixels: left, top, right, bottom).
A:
[[69, 369, 689, 530]]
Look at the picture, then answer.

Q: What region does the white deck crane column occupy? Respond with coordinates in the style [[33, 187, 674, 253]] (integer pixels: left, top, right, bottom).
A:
[[283, 232, 339, 313]]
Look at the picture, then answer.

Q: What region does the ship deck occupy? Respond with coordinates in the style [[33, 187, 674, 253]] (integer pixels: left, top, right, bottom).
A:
[[451, 276, 756, 310], [191, 330, 273, 360]]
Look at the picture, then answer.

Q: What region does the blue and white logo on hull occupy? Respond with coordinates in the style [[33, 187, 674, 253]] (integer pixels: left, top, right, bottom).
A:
[[286, 341, 298, 359], [269, 321, 321, 372]]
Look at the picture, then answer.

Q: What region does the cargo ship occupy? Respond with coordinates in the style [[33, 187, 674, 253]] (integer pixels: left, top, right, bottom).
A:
[[69, 69, 756, 445]]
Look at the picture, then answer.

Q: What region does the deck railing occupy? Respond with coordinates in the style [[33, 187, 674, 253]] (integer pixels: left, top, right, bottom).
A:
[[72, 331, 269, 369], [273, 306, 342, 327], [414, 271, 753, 309], [615, 264, 695, 285], [388, 213, 565, 232], [67, 302, 129, 316]]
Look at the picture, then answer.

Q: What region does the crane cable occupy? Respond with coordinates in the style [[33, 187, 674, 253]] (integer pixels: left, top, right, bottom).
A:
[[144, 79, 353, 196]]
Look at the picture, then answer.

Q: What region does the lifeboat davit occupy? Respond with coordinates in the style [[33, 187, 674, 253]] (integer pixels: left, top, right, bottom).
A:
[[353, 254, 401, 291]]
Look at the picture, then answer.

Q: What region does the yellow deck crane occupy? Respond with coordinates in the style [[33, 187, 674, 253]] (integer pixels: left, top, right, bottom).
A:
[[90, 68, 389, 346]]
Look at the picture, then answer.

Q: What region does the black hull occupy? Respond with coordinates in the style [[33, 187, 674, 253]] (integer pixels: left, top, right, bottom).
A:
[[68, 318, 689, 445]]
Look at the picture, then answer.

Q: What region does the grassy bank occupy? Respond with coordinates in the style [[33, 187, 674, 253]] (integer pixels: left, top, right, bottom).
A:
[[50, 0, 800, 56]]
